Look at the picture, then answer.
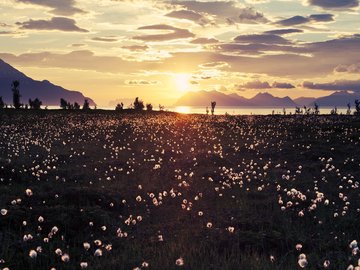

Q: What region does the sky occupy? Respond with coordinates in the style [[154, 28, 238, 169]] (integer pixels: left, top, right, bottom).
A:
[[0, 0, 360, 106]]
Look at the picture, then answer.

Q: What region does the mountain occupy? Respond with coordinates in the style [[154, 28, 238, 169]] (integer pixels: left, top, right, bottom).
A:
[[249, 92, 297, 107], [294, 97, 317, 106], [311, 91, 360, 107], [174, 91, 297, 107], [0, 59, 95, 106], [174, 90, 253, 106]]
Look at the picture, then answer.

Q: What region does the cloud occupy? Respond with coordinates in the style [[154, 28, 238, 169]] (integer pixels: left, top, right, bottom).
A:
[[16, 0, 84, 15], [236, 7, 269, 24], [302, 80, 360, 91], [168, 1, 269, 25], [199, 61, 229, 69], [122, 45, 149, 51], [165, 9, 212, 25], [133, 24, 194, 41], [125, 80, 158, 85], [0, 50, 142, 74], [235, 80, 295, 90], [238, 80, 272, 89], [16, 17, 88, 32], [306, 0, 359, 10], [272, 82, 295, 89], [334, 63, 360, 73], [264, 29, 303, 35], [234, 34, 291, 44], [91, 37, 118, 42], [190, 37, 219, 44], [276, 14, 334, 26]]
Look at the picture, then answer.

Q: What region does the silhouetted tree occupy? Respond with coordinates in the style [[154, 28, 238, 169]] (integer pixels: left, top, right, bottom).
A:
[[206, 106, 209, 115], [330, 107, 338, 115], [83, 99, 90, 110], [60, 98, 68, 109], [346, 103, 351, 115], [134, 97, 144, 111], [283, 108, 286, 115], [11, 80, 21, 109], [211, 101, 216, 115], [146, 103, 153, 111], [0, 97, 4, 109], [115, 103, 124, 111], [295, 107, 302, 115], [304, 106, 311, 115], [74, 102, 80, 110], [29, 98, 42, 110], [355, 100, 360, 116], [314, 103, 319, 115], [159, 104, 165, 111]]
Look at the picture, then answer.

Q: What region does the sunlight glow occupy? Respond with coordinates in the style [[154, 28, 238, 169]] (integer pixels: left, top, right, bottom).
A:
[[174, 74, 191, 93], [174, 106, 191, 114]]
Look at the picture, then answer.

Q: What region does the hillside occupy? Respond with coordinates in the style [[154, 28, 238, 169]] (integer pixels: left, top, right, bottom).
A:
[[0, 59, 95, 106]]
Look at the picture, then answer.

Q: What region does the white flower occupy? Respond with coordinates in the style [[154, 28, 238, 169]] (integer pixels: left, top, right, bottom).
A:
[[1, 209, 8, 216], [175, 257, 184, 266], [94, 249, 102, 257], [83, 242, 91, 250], [29, 250, 37, 259], [80, 262, 88, 268], [61, 253, 70, 262]]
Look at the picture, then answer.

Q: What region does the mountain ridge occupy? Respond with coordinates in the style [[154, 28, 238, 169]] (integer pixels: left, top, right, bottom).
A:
[[174, 90, 360, 107], [0, 59, 96, 106]]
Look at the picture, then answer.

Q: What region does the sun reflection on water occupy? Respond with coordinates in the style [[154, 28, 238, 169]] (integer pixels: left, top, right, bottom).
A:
[[174, 106, 191, 114]]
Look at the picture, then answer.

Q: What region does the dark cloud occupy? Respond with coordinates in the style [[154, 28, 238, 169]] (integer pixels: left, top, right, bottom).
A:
[[91, 37, 118, 42], [276, 16, 309, 26], [264, 29, 303, 35], [238, 80, 272, 89], [16, 17, 88, 32], [133, 24, 194, 41], [276, 14, 334, 26], [16, 0, 84, 15], [125, 80, 158, 85], [272, 82, 295, 89], [309, 14, 334, 22], [71, 43, 86, 47], [199, 61, 229, 69], [122, 45, 149, 51], [235, 80, 295, 90], [234, 34, 291, 45], [302, 80, 360, 91], [190, 37, 219, 44], [307, 0, 359, 9], [236, 7, 269, 24], [334, 63, 360, 73]]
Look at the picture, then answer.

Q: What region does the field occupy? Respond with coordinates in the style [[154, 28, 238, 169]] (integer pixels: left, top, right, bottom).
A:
[[0, 110, 360, 270]]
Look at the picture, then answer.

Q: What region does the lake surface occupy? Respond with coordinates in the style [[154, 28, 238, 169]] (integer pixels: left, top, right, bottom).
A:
[[167, 106, 350, 115], [47, 106, 351, 115]]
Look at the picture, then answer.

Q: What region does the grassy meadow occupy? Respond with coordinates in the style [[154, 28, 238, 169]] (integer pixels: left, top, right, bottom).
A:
[[0, 110, 360, 269]]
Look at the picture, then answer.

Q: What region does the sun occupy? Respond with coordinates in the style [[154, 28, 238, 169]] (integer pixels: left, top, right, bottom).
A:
[[174, 74, 191, 93]]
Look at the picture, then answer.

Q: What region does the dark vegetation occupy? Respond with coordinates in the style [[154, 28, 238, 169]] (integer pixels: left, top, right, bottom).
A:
[[0, 110, 360, 269]]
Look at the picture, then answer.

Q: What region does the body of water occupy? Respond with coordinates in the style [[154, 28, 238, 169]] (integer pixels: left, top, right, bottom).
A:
[[46, 105, 351, 115], [168, 106, 350, 115]]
